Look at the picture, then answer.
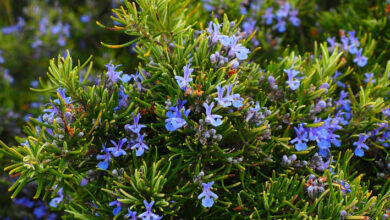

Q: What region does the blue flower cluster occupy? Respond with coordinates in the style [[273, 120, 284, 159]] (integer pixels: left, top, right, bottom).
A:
[[327, 31, 368, 67], [263, 2, 300, 33]]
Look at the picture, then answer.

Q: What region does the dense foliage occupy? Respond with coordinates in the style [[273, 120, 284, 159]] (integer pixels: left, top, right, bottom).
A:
[[1, 0, 390, 219]]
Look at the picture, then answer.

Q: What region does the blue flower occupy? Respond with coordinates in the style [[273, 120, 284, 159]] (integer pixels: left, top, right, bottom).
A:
[[340, 35, 350, 52], [107, 138, 127, 157], [198, 181, 218, 208], [80, 14, 91, 23], [1, 17, 24, 34], [175, 62, 193, 89], [125, 208, 137, 220], [353, 48, 368, 67], [138, 200, 160, 220], [284, 68, 301, 91], [125, 113, 146, 134], [218, 35, 250, 60], [291, 123, 308, 151], [165, 99, 190, 131], [96, 144, 112, 170], [276, 2, 290, 18], [105, 61, 124, 83], [364, 73, 375, 84], [109, 199, 122, 216], [215, 85, 230, 107], [131, 133, 149, 156], [13, 197, 34, 208], [327, 37, 336, 51], [114, 88, 129, 111], [49, 187, 64, 208], [263, 7, 274, 25], [275, 18, 286, 33], [0, 50, 4, 64], [33, 202, 47, 219], [339, 180, 351, 195], [206, 22, 222, 44], [289, 9, 300, 27], [353, 133, 369, 157], [224, 84, 244, 108], [203, 102, 223, 127]]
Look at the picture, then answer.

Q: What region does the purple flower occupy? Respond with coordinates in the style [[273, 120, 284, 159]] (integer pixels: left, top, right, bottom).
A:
[[53, 87, 72, 105], [218, 35, 250, 60], [109, 199, 122, 216], [125, 208, 137, 220], [203, 102, 223, 127], [33, 202, 47, 219], [125, 113, 146, 134], [198, 181, 218, 208], [105, 61, 124, 83], [49, 188, 64, 208], [165, 99, 191, 131], [340, 35, 350, 52], [107, 138, 127, 157], [284, 68, 301, 90], [2, 69, 14, 84], [291, 123, 308, 151], [175, 62, 193, 89], [353, 48, 368, 67], [80, 14, 91, 23], [215, 85, 230, 107], [114, 88, 129, 111], [131, 133, 149, 156], [13, 197, 34, 208], [224, 84, 244, 108], [96, 144, 111, 170], [327, 37, 336, 52], [319, 83, 330, 93], [275, 18, 286, 33], [1, 17, 24, 34], [138, 200, 160, 220], [264, 7, 274, 25], [207, 22, 222, 44], [289, 9, 300, 26], [276, 2, 290, 18], [353, 133, 369, 157], [0, 50, 4, 64], [364, 73, 375, 84], [339, 180, 351, 195]]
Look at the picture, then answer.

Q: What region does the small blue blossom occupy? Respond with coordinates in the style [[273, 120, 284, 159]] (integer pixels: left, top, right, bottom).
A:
[[218, 35, 250, 60], [165, 99, 190, 131], [289, 9, 300, 26], [13, 197, 34, 208], [206, 22, 222, 44], [49, 187, 64, 208], [353, 133, 369, 157], [276, 2, 290, 18], [138, 200, 160, 220], [54, 87, 72, 105], [125, 113, 146, 134], [215, 85, 230, 107], [203, 102, 223, 127], [275, 18, 286, 33], [105, 61, 125, 83], [80, 14, 92, 23], [33, 202, 47, 219], [175, 61, 193, 89], [125, 208, 137, 220], [339, 180, 351, 195], [291, 123, 308, 151], [109, 199, 122, 216], [263, 7, 274, 25], [198, 181, 218, 208], [0, 50, 4, 64], [114, 88, 128, 111], [364, 73, 376, 84], [353, 48, 368, 67], [131, 133, 149, 156], [1, 17, 24, 34], [107, 138, 127, 157], [284, 68, 301, 91], [327, 37, 336, 51]]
